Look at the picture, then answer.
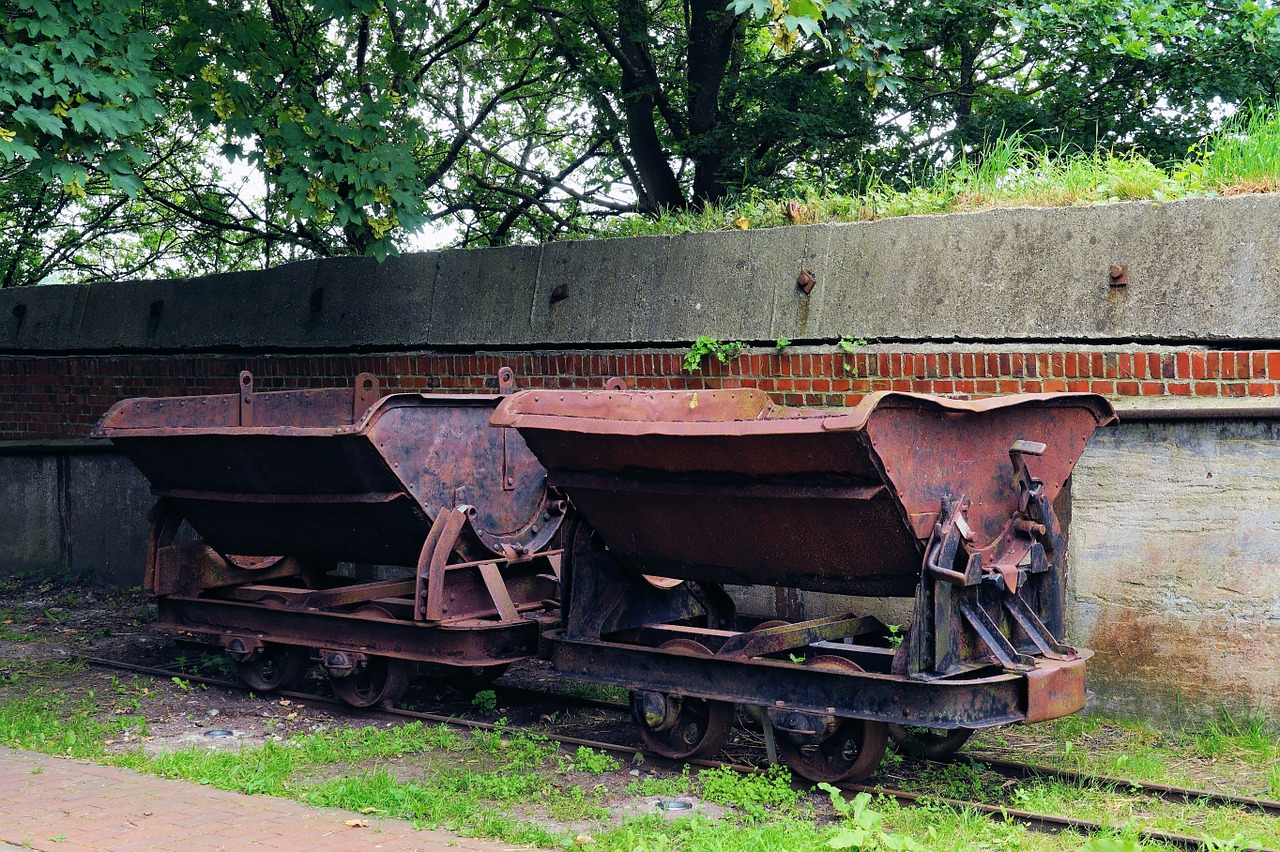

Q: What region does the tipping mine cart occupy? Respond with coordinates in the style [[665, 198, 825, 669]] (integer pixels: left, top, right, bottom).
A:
[[492, 388, 1114, 780], [94, 369, 564, 706]]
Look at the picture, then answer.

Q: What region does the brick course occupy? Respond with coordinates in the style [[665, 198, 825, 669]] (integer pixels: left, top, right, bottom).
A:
[[3, 347, 1278, 441]]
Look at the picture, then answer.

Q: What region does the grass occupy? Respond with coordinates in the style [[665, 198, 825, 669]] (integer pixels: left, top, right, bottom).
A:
[[0, 655, 1274, 851], [588, 104, 1280, 240], [971, 709, 1280, 798]]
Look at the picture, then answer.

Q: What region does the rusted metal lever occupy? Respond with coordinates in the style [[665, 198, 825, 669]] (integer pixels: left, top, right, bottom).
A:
[[1009, 439, 1047, 516], [1008, 439, 1046, 483], [925, 496, 982, 586]]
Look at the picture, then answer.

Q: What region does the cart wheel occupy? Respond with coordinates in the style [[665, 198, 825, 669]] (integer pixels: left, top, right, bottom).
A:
[[632, 639, 734, 760], [774, 656, 887, 783], [778, 716, 889, 783], [887, 725, 974, 759], [330, 656, 412, 708], [237, 645, 308, 692]]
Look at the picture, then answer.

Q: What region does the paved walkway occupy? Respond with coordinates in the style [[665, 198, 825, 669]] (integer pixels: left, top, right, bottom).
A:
[[0, 747, 534, 851]]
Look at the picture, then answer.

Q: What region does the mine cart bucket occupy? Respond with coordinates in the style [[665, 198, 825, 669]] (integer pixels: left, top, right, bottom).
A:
[[94, 371, 561, 568], [491, 389, 1114, 598]]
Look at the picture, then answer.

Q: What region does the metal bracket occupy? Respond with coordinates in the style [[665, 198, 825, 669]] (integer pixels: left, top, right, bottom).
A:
[[498, 367, 516, 396], [353, 372, 379, 420], [957, 596, 1035, 672], [760, 710, 779, 764], [222, 635, 263, 663], [925, 496, 981, 586], [416, 505, 474, 621], [238, 371, 254, 426], [478, 561, 520, 622]]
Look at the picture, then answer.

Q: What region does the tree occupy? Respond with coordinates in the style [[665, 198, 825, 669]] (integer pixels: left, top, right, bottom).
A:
[[739, 0, 1280, 178], [2, 0, 1277, 286]]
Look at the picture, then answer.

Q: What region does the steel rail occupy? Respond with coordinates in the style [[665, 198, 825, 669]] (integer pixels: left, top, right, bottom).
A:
[[963, 755, 1280, 817], [77, 655, 1278, 852]]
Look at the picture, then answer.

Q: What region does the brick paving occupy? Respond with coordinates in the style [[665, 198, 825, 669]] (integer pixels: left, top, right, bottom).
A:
[[0, 747, 537, 851]]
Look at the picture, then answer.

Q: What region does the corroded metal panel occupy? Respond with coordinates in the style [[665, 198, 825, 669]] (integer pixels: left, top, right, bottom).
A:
[[94, 372, 561, 566], [493, 389, 1114, 596]]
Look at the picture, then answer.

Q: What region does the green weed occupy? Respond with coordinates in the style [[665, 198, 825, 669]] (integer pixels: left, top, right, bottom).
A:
[[682, 336, 747, 373], [546, 784, 611, 822], [471, 689, 497, 714], [821, 783, 924, 851], [564, 746, 620, 776], [698, 764, 804, 820], [625, 766, 692, 799]]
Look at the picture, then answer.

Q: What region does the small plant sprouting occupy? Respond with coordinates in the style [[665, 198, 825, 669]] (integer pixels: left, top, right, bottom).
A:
[[170, 677, 190, 692], [886, 625, 905, 649], [776, 336, 791, 351], [838, 335, 867, 375], [471, 689, 498, 714], [565, 746, 620, 776], [683, 336, 747, 372], [820, 783, 923, 851]]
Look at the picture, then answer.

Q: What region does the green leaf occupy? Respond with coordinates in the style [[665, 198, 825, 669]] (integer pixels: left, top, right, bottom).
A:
[[12, 105, 64, 139]]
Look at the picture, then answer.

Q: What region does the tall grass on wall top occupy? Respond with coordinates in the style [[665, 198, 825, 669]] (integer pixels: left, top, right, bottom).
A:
[[1183, 105, 1280, 195], [592, 105, 1280, 239]]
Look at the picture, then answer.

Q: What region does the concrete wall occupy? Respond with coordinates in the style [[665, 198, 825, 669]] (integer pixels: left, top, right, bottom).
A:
[[5, 194, 1280, 353], [0, 445, 153, 587], [1070, 416, 1280, 721]]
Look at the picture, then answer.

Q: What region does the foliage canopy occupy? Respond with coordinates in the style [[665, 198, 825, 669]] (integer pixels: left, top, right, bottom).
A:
[[1, 0, 1277, 286]]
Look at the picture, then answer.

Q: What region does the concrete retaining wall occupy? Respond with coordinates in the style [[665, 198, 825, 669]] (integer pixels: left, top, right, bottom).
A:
[[5, 194, 1280, 353], [0, 444, 152, 588], [1071, 417, 1280, 721]]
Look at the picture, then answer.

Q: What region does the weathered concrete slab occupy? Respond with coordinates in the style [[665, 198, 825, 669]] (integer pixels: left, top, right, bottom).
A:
[[3, 254, 437, 353], [5, 194, 1280, 352], [533, 237, 669, 343], [767, 223, 834, 340], [433, 245, 536, 346], [64, 453, 155, 587], [0, 454, 63, 575], [638, 231, 771, 341], [1, 285, 88, 352], [1069, 420, 1280, 722], [821, 196, 1280, 342]]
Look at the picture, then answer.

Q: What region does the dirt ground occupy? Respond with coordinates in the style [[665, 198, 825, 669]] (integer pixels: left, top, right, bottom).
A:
[[0, 576, 784, 784]]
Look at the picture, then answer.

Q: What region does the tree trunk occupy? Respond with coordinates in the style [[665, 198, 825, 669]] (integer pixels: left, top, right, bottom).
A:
[[686, 0, 739, 207], [615, 0, 686, 213]]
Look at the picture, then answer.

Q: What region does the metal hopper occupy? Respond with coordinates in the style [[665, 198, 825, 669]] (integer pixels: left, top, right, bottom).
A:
[[492, 387, 1116, 778], [491, 388, 1113, 597], [95, 370, 559, 568]]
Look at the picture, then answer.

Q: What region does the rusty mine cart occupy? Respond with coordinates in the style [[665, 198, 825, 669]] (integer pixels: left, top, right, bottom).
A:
[[93, 369, 565, 707], [492, 387, 1115, 781]]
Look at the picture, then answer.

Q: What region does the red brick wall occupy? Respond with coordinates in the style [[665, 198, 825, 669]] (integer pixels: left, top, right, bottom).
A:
[[3, 348, 1279, 441]]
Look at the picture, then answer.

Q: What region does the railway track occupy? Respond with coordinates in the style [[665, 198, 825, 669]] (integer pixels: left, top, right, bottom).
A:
[[78, 653, 1279, 851]]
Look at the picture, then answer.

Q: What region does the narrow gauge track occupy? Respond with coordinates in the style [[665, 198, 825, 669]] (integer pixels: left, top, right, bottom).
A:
[[78, 654, 1278, 851]]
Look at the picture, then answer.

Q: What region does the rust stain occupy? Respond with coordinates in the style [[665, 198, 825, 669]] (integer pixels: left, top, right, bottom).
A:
[[1085, 603, 1280, 719]]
